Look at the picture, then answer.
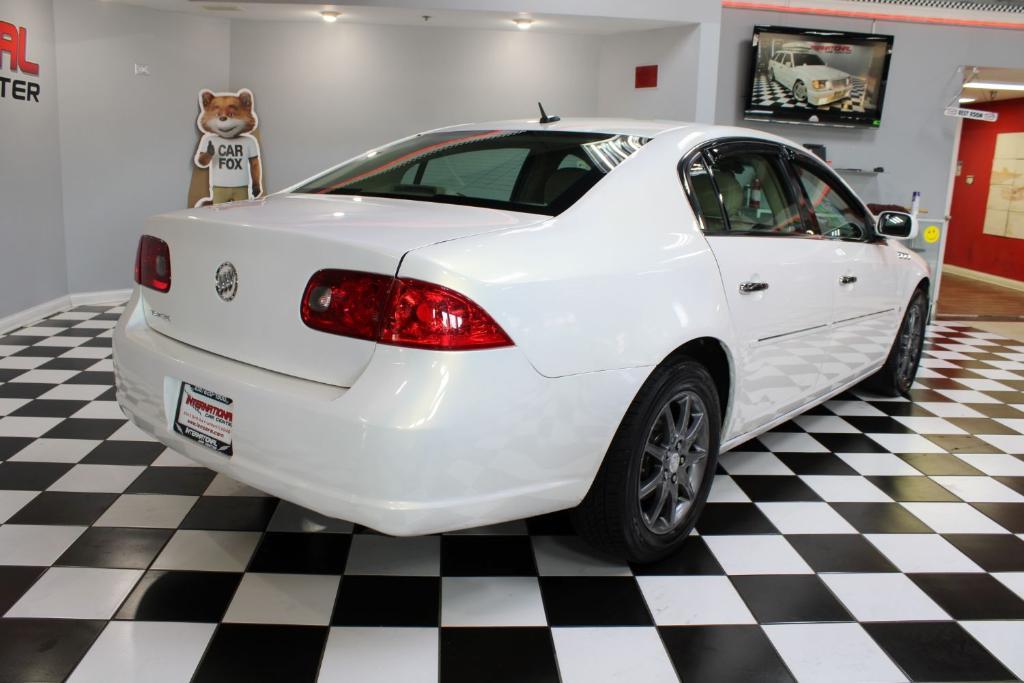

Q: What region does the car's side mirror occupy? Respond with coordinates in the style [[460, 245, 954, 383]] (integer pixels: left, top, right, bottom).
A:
[[876, 211, 918, 240]]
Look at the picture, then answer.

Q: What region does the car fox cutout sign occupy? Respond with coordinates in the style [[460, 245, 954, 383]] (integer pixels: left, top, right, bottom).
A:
[[188, 88, 264, 207]]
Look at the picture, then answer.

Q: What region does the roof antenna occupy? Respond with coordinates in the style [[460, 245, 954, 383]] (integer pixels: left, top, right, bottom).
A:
[[538, 102, 560, 124]]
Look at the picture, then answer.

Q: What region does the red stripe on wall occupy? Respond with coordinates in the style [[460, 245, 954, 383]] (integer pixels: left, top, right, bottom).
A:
[[721, 1, 1024, 30]]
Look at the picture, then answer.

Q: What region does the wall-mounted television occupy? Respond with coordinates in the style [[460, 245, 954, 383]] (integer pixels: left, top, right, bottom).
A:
[[743, 25, 894, 129]]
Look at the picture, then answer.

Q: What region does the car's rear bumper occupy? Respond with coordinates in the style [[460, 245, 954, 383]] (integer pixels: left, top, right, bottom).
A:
[[112, 290, 648, 535]]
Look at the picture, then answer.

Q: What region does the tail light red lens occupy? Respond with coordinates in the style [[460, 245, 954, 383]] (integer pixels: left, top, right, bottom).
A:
[[300, 270, 513, 351], [134, 235, 171, 292]]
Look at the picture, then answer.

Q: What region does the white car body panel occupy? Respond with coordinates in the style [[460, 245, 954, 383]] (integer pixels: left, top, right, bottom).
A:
[[113, 118, 930, 534]]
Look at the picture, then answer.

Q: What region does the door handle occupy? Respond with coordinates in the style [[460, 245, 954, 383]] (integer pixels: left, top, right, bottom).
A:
[[739, 281, 769, 294], [839, 275, 858, 285]]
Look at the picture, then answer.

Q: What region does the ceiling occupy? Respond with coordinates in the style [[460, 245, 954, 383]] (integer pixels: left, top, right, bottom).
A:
[[102, 1, 680, 34], [960, 66, 1024, 104]]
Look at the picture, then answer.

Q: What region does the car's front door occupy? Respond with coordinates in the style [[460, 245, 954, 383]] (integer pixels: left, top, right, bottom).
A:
[[786, 155, 901, 387], [684, 142, 835, 437]]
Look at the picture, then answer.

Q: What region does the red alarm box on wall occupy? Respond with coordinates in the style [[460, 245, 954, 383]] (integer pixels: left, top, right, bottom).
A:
[[635, 64, 658, 89]]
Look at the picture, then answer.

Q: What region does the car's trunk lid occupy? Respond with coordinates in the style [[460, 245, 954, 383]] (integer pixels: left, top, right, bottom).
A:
[[139, 193, 545, 387]]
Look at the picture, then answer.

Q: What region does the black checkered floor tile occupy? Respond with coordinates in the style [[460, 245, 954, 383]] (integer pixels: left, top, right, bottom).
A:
[[1, 304, 1024, 682], [750, 74, 869, 113]]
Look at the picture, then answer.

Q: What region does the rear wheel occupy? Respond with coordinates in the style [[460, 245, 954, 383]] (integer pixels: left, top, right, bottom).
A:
[[571, 360, 721, 563], [864, 288, 928, 398]]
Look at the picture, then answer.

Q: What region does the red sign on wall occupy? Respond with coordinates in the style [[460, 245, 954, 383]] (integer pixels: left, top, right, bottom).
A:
[[635, 64, 658, 89], [0, 21, 39, 75]]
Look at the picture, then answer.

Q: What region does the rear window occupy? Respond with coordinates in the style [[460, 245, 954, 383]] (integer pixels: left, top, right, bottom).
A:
[[294, 130, 649, 216]]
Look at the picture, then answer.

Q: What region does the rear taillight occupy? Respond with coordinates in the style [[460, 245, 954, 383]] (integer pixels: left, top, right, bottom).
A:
[[300, 270, 513, 351], [134, 235, 171, 292]]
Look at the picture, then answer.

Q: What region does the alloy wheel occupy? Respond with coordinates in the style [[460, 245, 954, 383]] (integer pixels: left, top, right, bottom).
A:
[[637, 390, 710, 535]]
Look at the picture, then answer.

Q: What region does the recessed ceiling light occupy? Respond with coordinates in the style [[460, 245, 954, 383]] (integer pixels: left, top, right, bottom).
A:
[[963, 81, 1024, 92], [958, 97, 976, 103], [321, 10, 341, 23], [513, 18, 533, 30]]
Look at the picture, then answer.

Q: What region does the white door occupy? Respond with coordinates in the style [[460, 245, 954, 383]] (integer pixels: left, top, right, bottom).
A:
[[788, 157, 900, 387], [686, 144, 835, 437]]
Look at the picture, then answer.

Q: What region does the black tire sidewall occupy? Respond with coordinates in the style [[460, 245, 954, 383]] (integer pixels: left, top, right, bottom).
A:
[[620, 362, 721, 562], [895, 290, 928, 396]]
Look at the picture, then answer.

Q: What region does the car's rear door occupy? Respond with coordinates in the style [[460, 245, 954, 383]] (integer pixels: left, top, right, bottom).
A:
[[683, 141, 834, 436], [785, 154, 901, 387]]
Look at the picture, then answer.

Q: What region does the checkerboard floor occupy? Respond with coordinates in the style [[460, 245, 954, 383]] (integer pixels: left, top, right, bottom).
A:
[[1, 304, 1024, 682], [750, 74, 869, 113]]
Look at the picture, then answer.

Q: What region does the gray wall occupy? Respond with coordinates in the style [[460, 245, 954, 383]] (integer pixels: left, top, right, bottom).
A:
[[0, 0, 68, 319], [228, 20, 604, 190], [716, 8, 1023, 216], [53, 0, 230, 293], [597, 26, 701, 122]]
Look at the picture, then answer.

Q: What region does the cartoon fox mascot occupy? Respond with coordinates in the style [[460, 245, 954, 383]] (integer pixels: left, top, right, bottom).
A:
[[193, 89, 262, 206]]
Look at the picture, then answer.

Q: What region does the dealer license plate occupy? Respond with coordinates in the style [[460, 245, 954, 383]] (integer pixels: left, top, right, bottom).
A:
[[173, 382, 234, 456]]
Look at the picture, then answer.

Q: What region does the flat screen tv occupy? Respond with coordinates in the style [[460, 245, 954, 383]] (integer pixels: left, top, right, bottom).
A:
[[743, 25, 894, 128]]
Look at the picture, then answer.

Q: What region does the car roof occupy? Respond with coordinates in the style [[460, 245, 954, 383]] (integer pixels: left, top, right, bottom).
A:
[[430, 118, 794, 149]]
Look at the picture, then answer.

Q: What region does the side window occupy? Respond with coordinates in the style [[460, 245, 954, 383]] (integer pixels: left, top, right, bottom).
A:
[[685, 157, 726, 233], [557, 153, 591, 171], [706, 151, 809, 235], [792, 161, 871, 240], [419, 148, 530, 201]]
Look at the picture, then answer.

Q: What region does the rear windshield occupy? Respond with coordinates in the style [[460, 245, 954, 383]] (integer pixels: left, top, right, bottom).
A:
[[294, 130, 650, 216]]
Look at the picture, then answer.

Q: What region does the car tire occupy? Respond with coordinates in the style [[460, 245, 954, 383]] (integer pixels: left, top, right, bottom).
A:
[[793, 80, 807, 101], [571, 359, 721, 563], [864, 287, 928, 398]]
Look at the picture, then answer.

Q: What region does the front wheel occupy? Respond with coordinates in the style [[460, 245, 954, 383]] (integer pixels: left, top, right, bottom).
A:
[[793, 80, 807, 102], [571, 360, 721, 563], [864, 288, 928, 398]]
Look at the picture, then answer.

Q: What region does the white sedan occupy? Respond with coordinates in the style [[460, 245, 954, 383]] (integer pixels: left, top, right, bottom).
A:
[[113, 118, 929, 561], [768, 50, 853, 106]]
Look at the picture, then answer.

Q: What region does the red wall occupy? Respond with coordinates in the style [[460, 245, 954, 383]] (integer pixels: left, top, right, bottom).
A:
[[946, 98, 1024, 282]]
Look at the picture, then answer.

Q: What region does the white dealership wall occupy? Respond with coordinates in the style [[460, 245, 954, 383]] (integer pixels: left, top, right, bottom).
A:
[[0, 0, 68, 322], [716, 7, 1023, 215]]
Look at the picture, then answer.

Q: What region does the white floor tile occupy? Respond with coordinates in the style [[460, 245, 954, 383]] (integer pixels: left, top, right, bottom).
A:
[[35, 336, 87, 348], [865, 533, 983, 573], [954, 378, 1015, 392], [953, 453, 1024, 476], [764, 623, 908, 683], [67, 621, 215, 683], [0, 416, 63, 437], [800, 475, 892, 502], [757, 502, 858, 534], [61, 346, 114, 360], [902, 502, 1009, 533], [961, 621, 1024, 681], [935, 389, 1000, 404], [708, 474, 751, 503], [0, 490, 38, 523], [441, 577, 546, 626], [344, 535, 440, 576], [149, 449, 196, 467], [8, 438, 100, 463], [703, 535, 812, 575], [932, 476, 1024, 502], [978, 434, 1024, 454], [318, 628, 437, 683], [71, 401, 126, 420], [0, 524, 84, 565], [95, 494, 197, 528], [823, 400, 887, 417], [151, 530, 260, 572], [39, 384, 110, 401], [107, 421, 157, 441], [552, 627, 679, 683], [224, 573, 340, 625], [531, 536, 632, 576], [996, 418, 1024, 435], [0, 398, 29, 416], [717, 451, 794, 475], [836, 452, 922, 476], [757, 432, 828, 453], [866, 433, 946, 454], [0, 356, 48, 370], [993, 572, 1024, 600], [48, 464, 145, 493], [793, 415, 859, 433], [7, 567, 142, 619], [637, 575, 755, 625], [892, 417, 966, 435], [9, 369, 81, 384], [914, 402, 985, 418], [822, 573, 950, 622]]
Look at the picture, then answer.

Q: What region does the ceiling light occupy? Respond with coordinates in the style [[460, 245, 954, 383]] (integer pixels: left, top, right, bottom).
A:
[[321, 10, 341, 23], [513, 18, 533, 30], [963, 81, 1024, 91], [958, 97, 976, 104]]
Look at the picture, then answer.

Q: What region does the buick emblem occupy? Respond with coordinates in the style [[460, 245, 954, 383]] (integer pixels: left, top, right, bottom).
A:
[[215, 262, 238, 302]]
